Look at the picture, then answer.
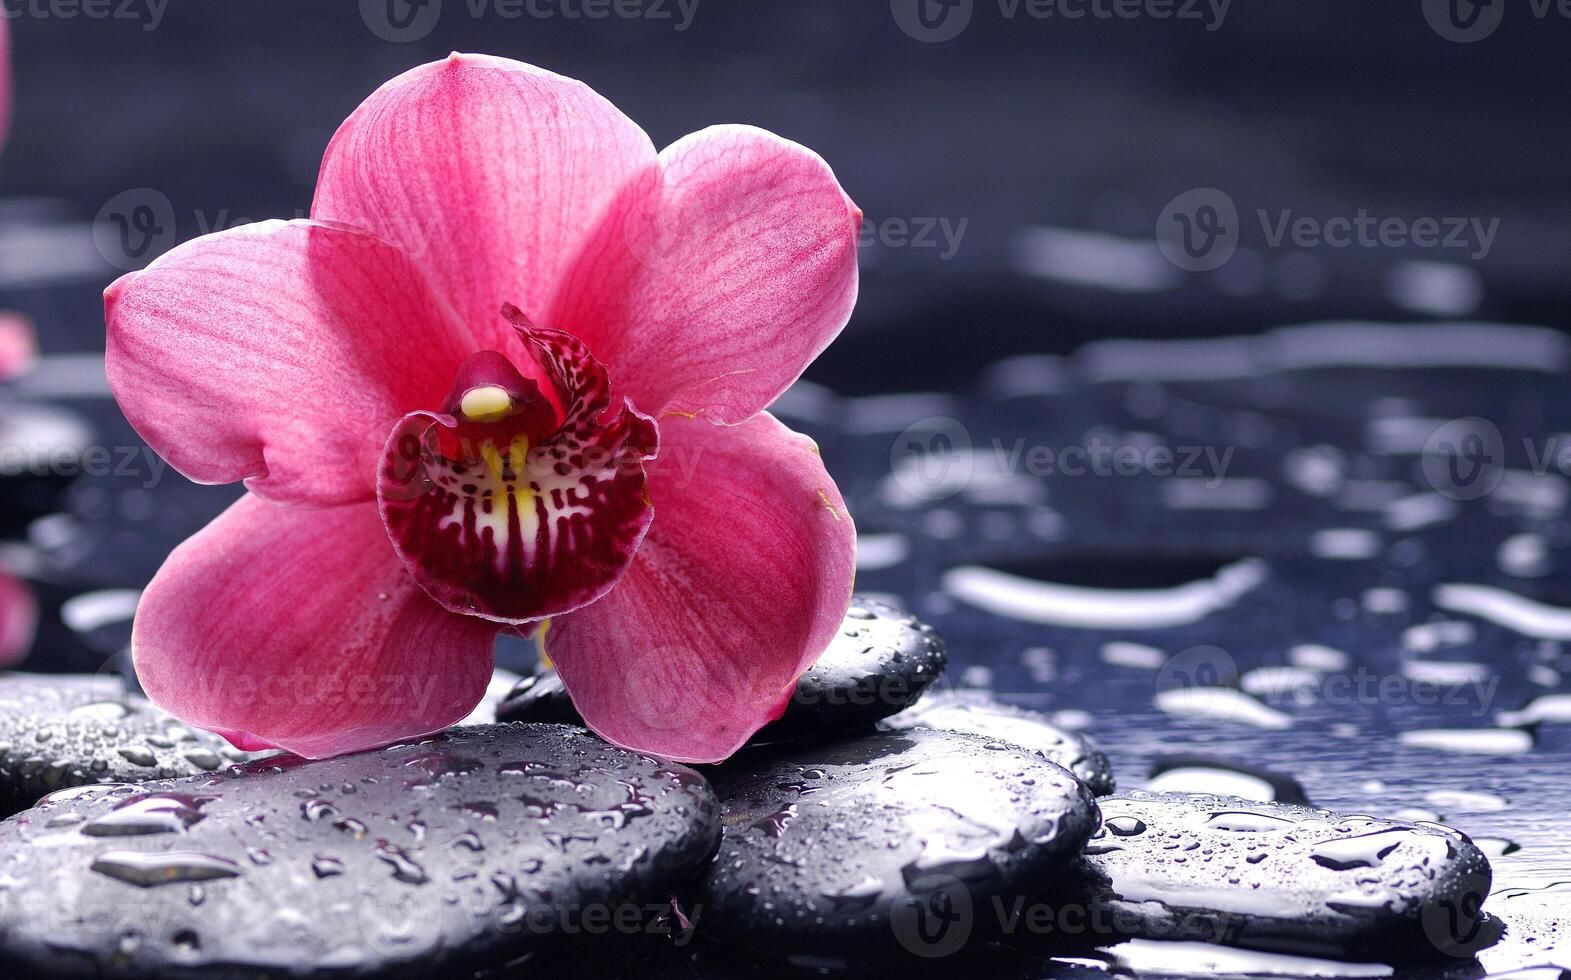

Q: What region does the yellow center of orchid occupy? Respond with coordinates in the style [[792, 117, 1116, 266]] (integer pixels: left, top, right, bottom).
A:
[[476, 434, 537, 538], [460, 385, 514, 422]]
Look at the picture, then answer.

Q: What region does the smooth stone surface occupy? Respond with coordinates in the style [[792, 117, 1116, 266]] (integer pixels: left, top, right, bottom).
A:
[[1048, 792, 1498, 960], [495, 670, 584, 728], [0, 724, 721, 978], [0, 674, 259, 816], [498, 597, 948, 743], [879, 691, 1116, 795], [756, 597, 947, 741], [698, 728, 1099, 963]]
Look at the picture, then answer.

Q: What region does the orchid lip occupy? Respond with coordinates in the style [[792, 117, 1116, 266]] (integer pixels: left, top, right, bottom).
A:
[[378, 310, 659, 626]]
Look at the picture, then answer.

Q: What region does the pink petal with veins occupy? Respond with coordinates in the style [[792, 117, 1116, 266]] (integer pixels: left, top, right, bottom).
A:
[[551, 125, 861, 423], [133, 494, 498, 759], [547, 412, 856, 762], [312, 53, 658, 356], [105, 220, 475, 507]]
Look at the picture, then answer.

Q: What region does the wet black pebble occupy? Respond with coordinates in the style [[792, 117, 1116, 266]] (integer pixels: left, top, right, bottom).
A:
[[1047, 792, 1498, 960], [0, 674, 258, 816], [879, 691, 1115, 795], [698, 729, 1099, 965], [495, 670, 583, 727], [498, 598, 948, 743], [0, 724, 721, 978]]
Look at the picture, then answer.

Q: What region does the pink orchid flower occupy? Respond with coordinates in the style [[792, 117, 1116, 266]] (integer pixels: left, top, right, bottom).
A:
[[104, 54, 859, 763]]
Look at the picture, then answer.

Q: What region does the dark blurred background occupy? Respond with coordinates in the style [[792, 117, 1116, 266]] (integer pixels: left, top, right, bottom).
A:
[[4, 0, 1570, 395]]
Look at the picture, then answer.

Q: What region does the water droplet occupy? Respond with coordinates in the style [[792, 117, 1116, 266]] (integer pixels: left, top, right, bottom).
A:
[[90, 850, 242, 887], [311, 855, 345, 878], [116, 745, 158, 767], [81, 793, 216, 837], [752, 804, 799, 839], [1106, 815, 1147, 837], [374, 842, 429, 884]]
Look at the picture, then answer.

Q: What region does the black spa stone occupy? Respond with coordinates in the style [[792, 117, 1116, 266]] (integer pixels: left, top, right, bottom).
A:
[[879, 691, 1115, 795], [0, 674, 258, 816], [756, 597, 947, 741], [0, 723, 721, 978], [697, 728, 1099, 964], [1045, 792, 1499, 960], [495, 669, 583, 727], [497, 597, 948, 743]]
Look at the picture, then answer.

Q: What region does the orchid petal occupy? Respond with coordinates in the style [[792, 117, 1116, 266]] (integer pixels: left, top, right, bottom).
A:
[[105, 220, 475, 507], [547, 412, 856, 762], [132, 494, 498, 759], [312, 53, 658, 353], [551, 125, 861, 423]]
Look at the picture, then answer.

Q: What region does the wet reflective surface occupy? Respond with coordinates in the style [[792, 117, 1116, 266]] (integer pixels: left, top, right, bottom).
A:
[[8, 325, 1571, 975], [809, 324, 1571, 977], [1056, 792, 1495, 959], [0, 674, 260, 813], [879, 690, 1116, 795], [0, 724, 720, 975], [699, 729, 1098, 964]]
